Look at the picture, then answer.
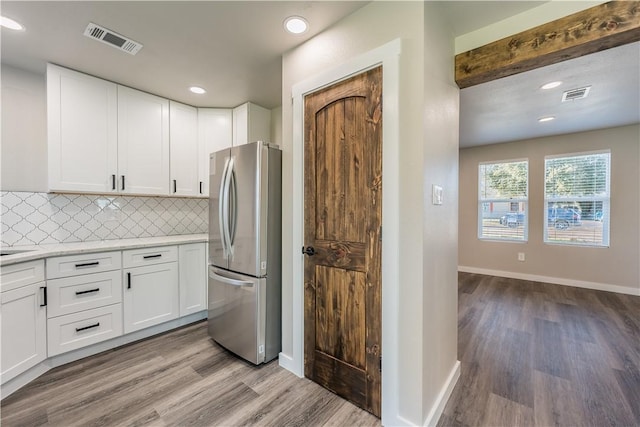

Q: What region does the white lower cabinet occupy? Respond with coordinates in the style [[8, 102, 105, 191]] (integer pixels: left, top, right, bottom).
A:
[[2, 241, 207, 394], [46, 253, 124, 357], [47, 270, 122, 317], [123, 252, 179, 334], [1, 281, 47, 383], [179, 243, 207, 316], [48, 304, 123, 356]]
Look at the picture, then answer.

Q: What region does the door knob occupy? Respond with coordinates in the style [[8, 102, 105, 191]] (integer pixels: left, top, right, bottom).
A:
[[302, 246, 316, 256]]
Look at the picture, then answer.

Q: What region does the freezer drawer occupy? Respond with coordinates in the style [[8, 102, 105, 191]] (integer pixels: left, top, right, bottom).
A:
[[207, 267, 265, 364]]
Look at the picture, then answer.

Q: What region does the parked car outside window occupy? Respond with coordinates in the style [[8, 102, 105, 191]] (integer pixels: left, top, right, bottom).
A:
[[499, 212, 525, 228], [548, 206, 581, 230]]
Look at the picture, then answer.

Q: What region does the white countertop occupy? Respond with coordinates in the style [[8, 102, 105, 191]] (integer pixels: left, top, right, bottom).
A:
[[0, 234, 208, 267]]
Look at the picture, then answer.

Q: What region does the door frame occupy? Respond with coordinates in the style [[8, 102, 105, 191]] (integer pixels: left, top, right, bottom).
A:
[[287, 38, 401, 425]]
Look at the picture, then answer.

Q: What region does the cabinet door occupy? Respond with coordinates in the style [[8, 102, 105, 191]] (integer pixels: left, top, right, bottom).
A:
[[197, 108, 232, 197], [232, 103, 248, 147], [1, 282, 47, 384], [118, 86, 170, 195], [47, 64, 118, 193], [233, 102, 271, 147], [169, 101, 199, 196], [179, 243, 207, 316], [246, 103, 271, 144], [123, 262, 178, 333]]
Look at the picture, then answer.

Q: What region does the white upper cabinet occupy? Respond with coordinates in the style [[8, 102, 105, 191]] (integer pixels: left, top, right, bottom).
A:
[[197, 108, 232, 197], [48, 65, 170, 196], [48, 64, 272, 197], [47, 64, 118, 193], [232, 102, 271, 146], [169, 101, 199, 197], [118, 86, 170, 195]]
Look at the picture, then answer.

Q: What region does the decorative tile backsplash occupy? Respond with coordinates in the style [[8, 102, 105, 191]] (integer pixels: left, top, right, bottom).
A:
[[1, 192, 208, 247]]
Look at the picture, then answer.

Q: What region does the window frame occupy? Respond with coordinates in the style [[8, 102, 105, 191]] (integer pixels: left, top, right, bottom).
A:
[[477, 158, 529, 243], [543, 150, 611, 247]]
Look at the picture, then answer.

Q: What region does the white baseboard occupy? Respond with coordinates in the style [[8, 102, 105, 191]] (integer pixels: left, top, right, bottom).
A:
[[423, 361, 461, 427], [458, 266, 640, 296], [1, 361, 51, 399], [278, 352, 303, 378]]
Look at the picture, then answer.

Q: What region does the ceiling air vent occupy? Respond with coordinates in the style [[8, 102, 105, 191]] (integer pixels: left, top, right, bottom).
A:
[[562, 86, 591, 102], [83, 23, 143, 55]]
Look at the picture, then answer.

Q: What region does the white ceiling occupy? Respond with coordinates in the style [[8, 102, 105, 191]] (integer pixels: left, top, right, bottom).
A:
[[0, 1, 368, 109], [459, 42, 640, 147], [2, 1, 637, 145]]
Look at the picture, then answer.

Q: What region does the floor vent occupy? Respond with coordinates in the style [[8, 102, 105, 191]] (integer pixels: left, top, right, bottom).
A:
[[83, 23, 143, 55], [562, 86, 591, 102]]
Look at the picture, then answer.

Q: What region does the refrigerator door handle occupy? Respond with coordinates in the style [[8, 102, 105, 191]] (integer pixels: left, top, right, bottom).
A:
[[219, 157, 230, 258], [223, 157, 235, 257], [209, 267, 254, 287], [229, 162, 238, 247]]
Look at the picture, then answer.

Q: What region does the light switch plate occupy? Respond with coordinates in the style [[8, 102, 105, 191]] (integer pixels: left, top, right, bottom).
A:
[[432, 185, 443, 205]]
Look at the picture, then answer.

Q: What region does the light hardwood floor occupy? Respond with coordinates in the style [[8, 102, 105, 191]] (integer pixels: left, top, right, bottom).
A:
[[439, 273, 640, 427], [1, 322, 380, 426], [3, 273, 639, 426]]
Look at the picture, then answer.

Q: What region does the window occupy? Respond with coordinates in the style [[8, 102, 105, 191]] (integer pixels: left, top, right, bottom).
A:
[[478, 160, 528, 241], [544, 151, 610, 246]]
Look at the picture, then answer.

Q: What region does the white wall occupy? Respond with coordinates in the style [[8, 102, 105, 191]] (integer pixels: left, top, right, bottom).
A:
[[454, 1, 605, 53], [281, 2, 459, 425], [1, 64, 47, 192], [459, 125, 640, 295], [422, 3, 460, 424]]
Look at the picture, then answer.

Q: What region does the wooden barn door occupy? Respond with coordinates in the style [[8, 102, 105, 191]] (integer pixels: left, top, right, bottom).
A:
[[303, 66, 382, 417]]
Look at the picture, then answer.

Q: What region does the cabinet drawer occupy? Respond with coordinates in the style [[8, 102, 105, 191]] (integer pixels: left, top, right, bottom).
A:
[[48, 304, 123, 356], [0, 260, 45, 293], [47, 251, 121, 279], [47, 270, 122, 318], [122, 246, 177, 268]]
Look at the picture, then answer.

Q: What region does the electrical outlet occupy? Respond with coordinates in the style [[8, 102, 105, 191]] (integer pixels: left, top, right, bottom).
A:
[[518, 252, 525, 262]]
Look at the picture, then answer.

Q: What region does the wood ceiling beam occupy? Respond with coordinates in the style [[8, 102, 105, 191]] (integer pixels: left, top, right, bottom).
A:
[[455, 1, 640, 89]]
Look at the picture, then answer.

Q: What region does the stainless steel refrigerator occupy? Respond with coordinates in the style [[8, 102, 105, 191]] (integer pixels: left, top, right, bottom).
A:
[[207, 141, 281, 364]]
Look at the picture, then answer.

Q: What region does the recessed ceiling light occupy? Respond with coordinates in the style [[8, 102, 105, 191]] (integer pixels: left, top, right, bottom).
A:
[[1, 16, 24, 31], [284, 16, 308, 34], [538, 116, 555, 123], [540, 81, 562, 90], [189, 86, 206, 94]]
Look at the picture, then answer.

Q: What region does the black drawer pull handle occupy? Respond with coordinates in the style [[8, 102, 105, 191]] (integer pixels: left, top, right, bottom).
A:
[[173, 179, 177, 193], [75, 261, 99, 268], [75, 323, 100, 332], [40, 287, 47, 307], [111, 174, 116, 190], [143, 254, 162, 259], [199, 181, 203, 194], [75, 288, 100, 296], [121, 175, 125, 191], [127, 272, 131, 289]]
